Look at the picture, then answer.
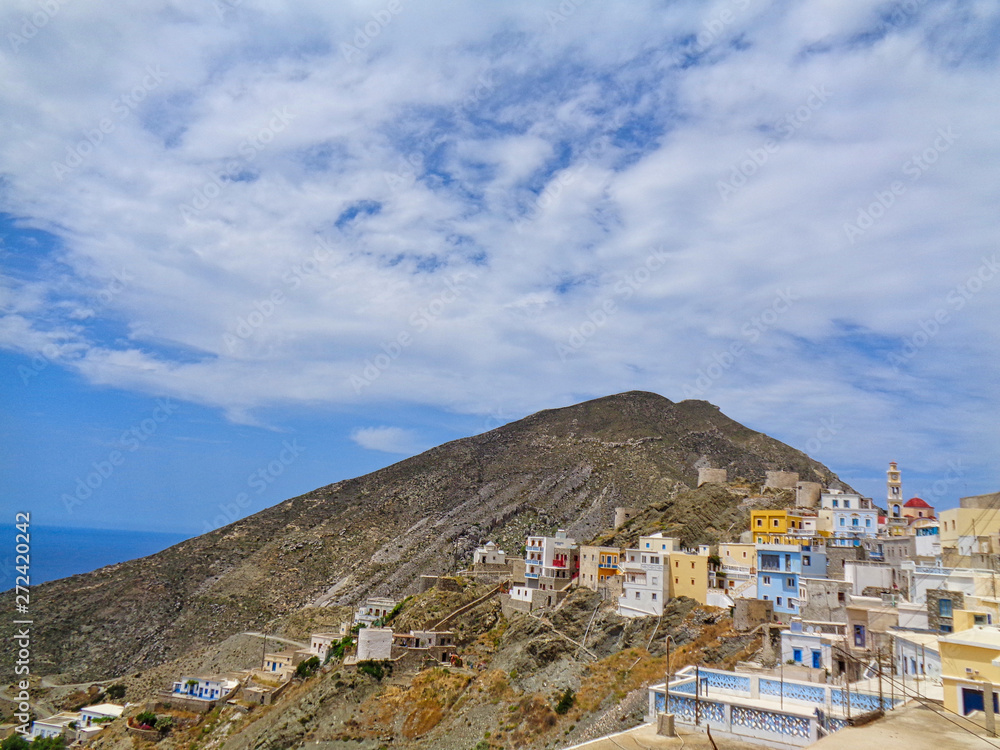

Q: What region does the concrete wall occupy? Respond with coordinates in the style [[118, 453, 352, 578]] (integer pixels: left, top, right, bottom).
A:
[[734, 599, 773, 631], [698, 468, 728, 487], [357, 627, 393, 661], [795, 482, 823, 508], [614, 507, 638, 529], [765, 471, 799, 489]]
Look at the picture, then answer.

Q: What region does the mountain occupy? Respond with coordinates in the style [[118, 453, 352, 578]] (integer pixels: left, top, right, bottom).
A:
[[2, 391, 846, 681]]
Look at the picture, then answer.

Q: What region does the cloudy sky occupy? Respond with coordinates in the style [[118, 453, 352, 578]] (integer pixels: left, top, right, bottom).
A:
[[1, 0, 998, 538]]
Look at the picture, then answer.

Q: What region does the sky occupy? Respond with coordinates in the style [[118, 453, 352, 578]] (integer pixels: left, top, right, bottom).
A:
[[1, 0, 998, 540]]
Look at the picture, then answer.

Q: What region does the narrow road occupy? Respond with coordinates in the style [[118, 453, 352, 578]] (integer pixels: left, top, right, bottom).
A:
[[240, 631, 308, 649]]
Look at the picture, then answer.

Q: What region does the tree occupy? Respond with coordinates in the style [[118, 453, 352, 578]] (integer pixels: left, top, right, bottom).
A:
[[29, 738, 65, 749], [106, 683, 126, 700], [0, 735, 30, 750]]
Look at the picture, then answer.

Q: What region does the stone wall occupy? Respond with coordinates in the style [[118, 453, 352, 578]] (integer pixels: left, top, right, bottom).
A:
[[824, 545, 868, 580], [614, 507, 638, 529], [734, 599, 773, 631], [764, 471, 799, 489], [697, 468, 728, 487], [927, 588, 964, 632], [795, 482, 823, 508]]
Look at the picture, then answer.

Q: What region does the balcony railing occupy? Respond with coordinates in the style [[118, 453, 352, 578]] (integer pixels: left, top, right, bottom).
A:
[[526, 545, 543, 552], [525, 572, 539, 578]]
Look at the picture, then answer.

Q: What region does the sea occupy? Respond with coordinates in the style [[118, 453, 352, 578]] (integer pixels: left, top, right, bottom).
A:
[[2, 525, 191, 590]]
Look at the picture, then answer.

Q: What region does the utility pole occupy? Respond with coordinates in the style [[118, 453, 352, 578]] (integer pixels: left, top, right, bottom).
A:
[[695, 665, 701, 726], [877, 647, 884, 711], [262, 633, 267, 670], [665, 635, 671, 711]]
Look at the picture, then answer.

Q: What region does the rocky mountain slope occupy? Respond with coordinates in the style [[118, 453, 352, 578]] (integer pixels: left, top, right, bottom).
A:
[[1, 391, 846, 681]]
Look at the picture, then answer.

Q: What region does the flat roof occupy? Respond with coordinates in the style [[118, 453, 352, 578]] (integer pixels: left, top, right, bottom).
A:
[[939, 625, 1000, 649], [807, 699, 991, 750]]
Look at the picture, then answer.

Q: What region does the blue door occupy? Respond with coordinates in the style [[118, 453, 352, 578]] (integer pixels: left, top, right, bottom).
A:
[[963, 688, 984, 715], [812, 651, 821, 669]]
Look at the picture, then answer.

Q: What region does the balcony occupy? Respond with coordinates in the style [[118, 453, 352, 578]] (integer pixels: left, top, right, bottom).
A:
[[525, 571, 539, 579], [526, 545, 543, 552], [551, 559, 567, 568]]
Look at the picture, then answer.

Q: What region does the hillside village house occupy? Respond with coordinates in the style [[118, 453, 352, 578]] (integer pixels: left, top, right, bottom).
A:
[[170, 675, 240, 701], [781, 618, 837, 671], [617, 534, 676, 617], [309, 631, 340, 658], [509, 530, 580, 610], [939, 625, 1000, 717], [579, 545, 620, 590], [31, 711, 80, 739], [473, 541, 507, 565], [355, 596, 397, 626]]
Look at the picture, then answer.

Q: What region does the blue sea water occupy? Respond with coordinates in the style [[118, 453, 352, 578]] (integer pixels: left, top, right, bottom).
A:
[[2, 525, 191, 590]]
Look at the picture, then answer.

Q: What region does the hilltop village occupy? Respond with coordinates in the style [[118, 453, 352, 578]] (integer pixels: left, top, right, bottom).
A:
[[11, 462, 1000, 750]]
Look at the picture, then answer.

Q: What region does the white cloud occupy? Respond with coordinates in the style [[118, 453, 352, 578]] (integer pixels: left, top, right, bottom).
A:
[[0, 0, 998, 492], [350, 426, 425, 455]]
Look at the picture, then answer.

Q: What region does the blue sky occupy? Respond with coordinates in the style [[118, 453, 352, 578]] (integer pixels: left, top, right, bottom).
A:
[[1, 0, 998, 535]]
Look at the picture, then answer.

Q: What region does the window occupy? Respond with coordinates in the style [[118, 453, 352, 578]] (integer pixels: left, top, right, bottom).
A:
[[691, 561, 695, 569], [853, 624, 866, 647], [652, 593, 657, 601], [675, 561, 679, 567], [763, 575, 771, 585], [675, 577, 679, 584], [756, 518, 763, 527], [651, 556, 659, 564], [652, 577, 658, 585], [787, 578, 795, 588], [840, 518, 846, 526], [939, 598, 953, 618], [645, 542, 650, 548], [635, 592, 641, 599], [803, 555, 811, 566], [690, 579, 695, 585], [773, 519, 780, 527], [833, 499, 839, 507], [642, 555, 647, 563], [793, 648, 802, 662], [777, 597, 783, 606], [866, 518, 872, 527], [852, 518, 859, 527], [838, 592, 846, 604]]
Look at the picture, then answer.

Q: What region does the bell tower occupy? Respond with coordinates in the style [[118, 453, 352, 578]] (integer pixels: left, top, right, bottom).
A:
[[887, 461, 902, 517]]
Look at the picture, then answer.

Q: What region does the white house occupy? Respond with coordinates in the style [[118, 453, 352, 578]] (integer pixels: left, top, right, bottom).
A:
[[891, 629, 942, 684], [355, 596, 397, 626], [31, 711, 80, 739], [818, 490, 879, 539], [170, 675, 240, 701], [780, 619, 837, 672], [79, 703, 124, 726], [617, 534, 677, 617], [357, 627, 393, 661], [309, 632, 340, 658], [473, 541, 507, 565]]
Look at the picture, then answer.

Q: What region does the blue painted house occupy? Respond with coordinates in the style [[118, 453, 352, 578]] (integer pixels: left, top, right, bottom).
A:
[[756, 544, 803, 618]]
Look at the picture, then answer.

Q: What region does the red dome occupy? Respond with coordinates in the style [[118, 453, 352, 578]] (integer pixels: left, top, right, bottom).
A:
[[904, 497, 932, 508]]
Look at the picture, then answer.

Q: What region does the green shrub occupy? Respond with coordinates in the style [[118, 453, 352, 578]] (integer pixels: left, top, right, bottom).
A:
[[357, 660, 392, 681], [555, 688, 575, 715], [296, 656, 321, 678], [106, 683, 126, 700]]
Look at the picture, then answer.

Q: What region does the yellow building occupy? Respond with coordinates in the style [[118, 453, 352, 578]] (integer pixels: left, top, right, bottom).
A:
[[939, 625, 1000, 717], [578, 545, 621, 590], [940, 492, 1000, 546], [749, 509, 810, 545], [668, 545, 710, 604]]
